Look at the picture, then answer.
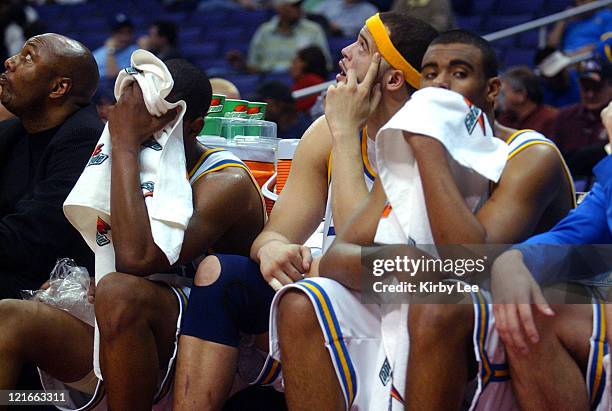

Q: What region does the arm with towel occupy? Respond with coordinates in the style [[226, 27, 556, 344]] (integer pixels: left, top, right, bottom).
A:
[[107, 82, 178, 274], [406, 133, 567, 245], [107, 82, 262, 275]]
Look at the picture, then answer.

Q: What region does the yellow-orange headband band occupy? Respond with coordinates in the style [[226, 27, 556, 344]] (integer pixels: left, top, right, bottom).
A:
[[365, 13, 421, 89]]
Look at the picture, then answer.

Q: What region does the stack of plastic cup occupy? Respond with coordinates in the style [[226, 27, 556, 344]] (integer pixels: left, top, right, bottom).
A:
[[245, 102, 267, 136], [200, 94, 226, 136]]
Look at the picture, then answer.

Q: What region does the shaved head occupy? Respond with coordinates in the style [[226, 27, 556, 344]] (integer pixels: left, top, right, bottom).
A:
[[32, 33, 99, 104]]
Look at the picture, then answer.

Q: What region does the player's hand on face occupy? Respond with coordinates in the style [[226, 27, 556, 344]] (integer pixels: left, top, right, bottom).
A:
[[600, 101, 612, 145], [325, 53, 382, 136], [491, 249, 554, 355], [107, 82, 178, 150], [258, 240, 312, 290]]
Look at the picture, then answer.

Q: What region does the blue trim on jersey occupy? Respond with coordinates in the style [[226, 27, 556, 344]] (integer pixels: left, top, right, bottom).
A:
[[297, 279, 358, 410], [327, 226, 336, 236], [588, 300, 608, 409], [206, 158, 247, 170], [253, 355, 282, 386]]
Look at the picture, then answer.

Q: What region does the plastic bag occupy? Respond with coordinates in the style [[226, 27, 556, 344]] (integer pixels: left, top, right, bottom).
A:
[[21, 258, 95, 327]]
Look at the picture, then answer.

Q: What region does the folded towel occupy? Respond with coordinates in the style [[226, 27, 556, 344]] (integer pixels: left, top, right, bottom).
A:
[[63, 49, 191, 379], [373, 87, 509, 408]]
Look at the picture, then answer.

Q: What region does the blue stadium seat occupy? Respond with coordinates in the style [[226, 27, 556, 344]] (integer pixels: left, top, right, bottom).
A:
[[262, 72, 292, 87], [473, 0, 497, 14], [482, 14, 534, 34], [504, 47, 536, 67], [78, 33, 109, 51], [182, 43, 219, 60], [225, 74, 260, 97], [328, 36, 352, 61], [456, 15, 482, 30], [518, 29, 541, 48], [496, 0, 544, 15], [180, 27, 202, 44], [203, 27, 244, 42]]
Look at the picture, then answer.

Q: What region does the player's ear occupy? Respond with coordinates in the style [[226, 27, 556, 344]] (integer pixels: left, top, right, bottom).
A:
[[383, 69, 405, 92], [486, 76, 501, 107], [187, 116, 204, 138]]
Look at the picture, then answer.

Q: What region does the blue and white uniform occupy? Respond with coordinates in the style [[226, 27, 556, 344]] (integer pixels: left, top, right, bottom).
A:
[[38, 148, 263, 411]]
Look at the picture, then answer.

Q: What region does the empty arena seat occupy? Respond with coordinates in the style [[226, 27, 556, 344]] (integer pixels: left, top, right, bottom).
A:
[[456, 15, 482, 30], [496, 0, 544, 15], [504, 47, 536, 66]]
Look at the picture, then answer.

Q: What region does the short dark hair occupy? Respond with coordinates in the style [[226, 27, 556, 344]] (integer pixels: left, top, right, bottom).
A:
[[296, 46, 328, 79], [165, 59, 212, 121], [430, 29, 499, 79], [502, 66, 543, 104], [152, 20, 178, 46], [378, 12, 439, 74]]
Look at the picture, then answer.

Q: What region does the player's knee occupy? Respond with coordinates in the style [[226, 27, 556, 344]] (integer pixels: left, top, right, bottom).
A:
[[95, 273, 150, 339], [409, 302, 473, 344], [194, 255, 221, 286], [277, 290, 318, 338]]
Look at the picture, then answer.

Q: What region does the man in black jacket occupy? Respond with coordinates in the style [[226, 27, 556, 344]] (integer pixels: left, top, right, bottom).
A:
[[0, 33, 102, 299]]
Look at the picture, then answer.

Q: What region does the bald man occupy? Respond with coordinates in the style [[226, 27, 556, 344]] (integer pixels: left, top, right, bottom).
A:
[[210, 77, 241, 99], [0, 33, 103, 299]]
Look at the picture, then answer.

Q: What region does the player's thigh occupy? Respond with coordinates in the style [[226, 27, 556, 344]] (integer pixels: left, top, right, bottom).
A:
[[0, 299, 93, 382], [96, 273, 179, 364]]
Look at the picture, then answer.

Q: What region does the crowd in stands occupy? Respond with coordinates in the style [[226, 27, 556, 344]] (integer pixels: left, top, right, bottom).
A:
[[1, 0, 612, 410]]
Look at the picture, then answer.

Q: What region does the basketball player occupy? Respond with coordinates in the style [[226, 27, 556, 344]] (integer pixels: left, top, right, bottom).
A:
[[171, 13, 439, 411], [273, 30, 575, 410]]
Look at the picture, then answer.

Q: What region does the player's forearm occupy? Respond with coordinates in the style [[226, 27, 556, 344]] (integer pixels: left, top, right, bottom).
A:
[[412, 139, 486, 244], [319, 241, 364, 290], [110, 148, 164, 274], [330, 131, 369, 230]]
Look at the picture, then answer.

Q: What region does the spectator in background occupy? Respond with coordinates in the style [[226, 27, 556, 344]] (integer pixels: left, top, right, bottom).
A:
[[290, 45, 328, 113], [535, 46, 581, 108], [138, 20, 181, 62], [391, 0, 455, 31], [552, 58, 612, 179], [548, 0, 612, 54], [498, 66, 558, 138], [0, 0, 42, 62], [254, 80, 311, 138], [92, 79, 116, 123], [311, 0, 378, 37], [210, 78, 241, 99], [228, 0, 331, 73], [93, 13, 138, 79]]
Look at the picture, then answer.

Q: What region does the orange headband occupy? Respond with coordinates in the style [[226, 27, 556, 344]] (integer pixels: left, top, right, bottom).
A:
[[365, 13, 421, 89]]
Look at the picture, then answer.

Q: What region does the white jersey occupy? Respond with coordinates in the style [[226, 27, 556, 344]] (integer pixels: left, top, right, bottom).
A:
[[39, 147, 265, 411], [322, 129, 377, 252]]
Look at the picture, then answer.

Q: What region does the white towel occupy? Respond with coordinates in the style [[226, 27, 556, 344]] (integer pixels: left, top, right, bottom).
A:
[[63, 49, 192, 378], [373, 87, 509, 409], [375, 87, 508, 246]]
